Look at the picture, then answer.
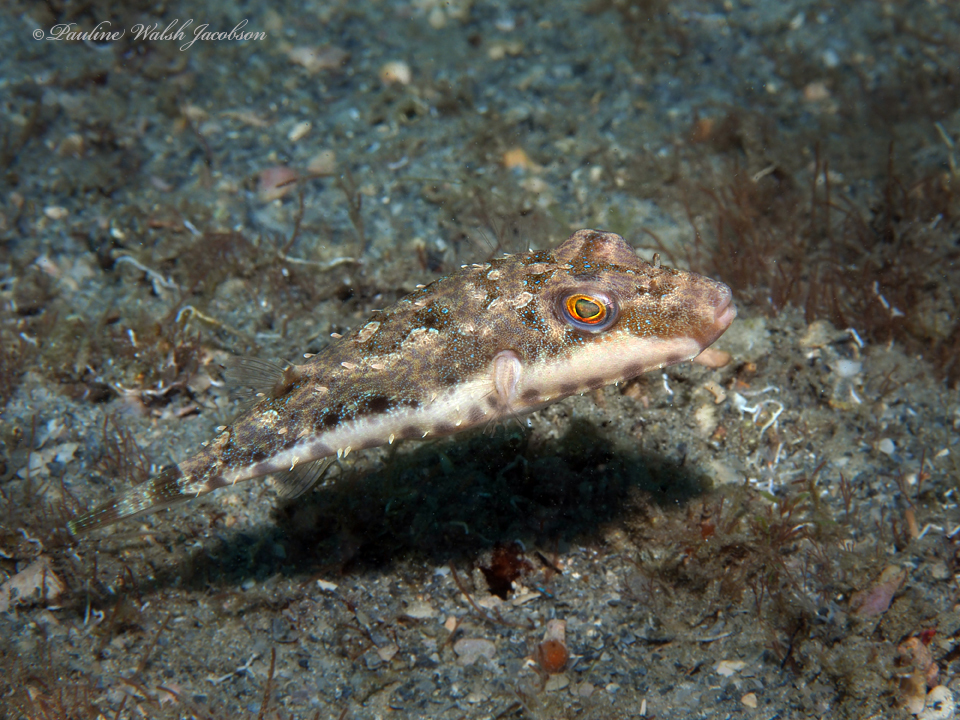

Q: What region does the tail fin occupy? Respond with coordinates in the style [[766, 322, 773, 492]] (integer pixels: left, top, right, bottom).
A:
[[67, 465, 201, 535]]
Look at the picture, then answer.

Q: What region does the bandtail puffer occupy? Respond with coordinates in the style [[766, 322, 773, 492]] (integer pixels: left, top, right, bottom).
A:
[[67, 229, 736, 534]]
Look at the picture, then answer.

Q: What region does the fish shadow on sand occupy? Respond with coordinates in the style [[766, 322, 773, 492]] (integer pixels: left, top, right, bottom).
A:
[[169, 419, 710, 591]]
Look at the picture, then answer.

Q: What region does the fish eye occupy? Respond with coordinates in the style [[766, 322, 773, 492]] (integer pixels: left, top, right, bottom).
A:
[[562, 292, 617, 331], [568, 295, 604, 323]]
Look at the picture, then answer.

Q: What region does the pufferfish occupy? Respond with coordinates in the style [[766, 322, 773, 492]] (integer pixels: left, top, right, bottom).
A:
[[68, 229, 736, 534]]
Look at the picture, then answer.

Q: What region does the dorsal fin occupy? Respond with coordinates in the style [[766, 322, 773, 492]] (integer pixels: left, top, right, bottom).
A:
[[271, 457, 337, 499], [225, 357, 302, 409]]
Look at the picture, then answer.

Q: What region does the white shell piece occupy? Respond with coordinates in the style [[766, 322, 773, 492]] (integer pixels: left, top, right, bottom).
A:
[[919, 686, 956, 720]]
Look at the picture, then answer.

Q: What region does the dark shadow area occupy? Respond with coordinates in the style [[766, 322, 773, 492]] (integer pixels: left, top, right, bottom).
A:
[[168, 419, 709, 591]]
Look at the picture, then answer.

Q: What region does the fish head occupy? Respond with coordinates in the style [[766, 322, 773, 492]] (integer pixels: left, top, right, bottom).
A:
[[503, 229, 737, 405]]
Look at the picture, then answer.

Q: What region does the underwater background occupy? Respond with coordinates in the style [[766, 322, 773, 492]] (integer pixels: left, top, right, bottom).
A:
[[1, 0, 959, 717]]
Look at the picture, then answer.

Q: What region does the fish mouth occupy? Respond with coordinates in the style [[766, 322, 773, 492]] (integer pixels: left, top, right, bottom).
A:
[[714, 290, 737, 330], [697, 282, 737, 347]]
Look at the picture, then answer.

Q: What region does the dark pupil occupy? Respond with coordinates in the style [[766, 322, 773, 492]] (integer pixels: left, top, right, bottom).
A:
[[575, 298, 601, 319]]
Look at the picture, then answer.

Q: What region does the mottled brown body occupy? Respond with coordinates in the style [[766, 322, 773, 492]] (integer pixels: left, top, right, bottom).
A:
[[68, 230, 735, 534]]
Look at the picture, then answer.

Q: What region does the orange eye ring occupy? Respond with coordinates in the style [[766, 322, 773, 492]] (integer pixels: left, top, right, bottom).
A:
[[565, 294, 606, 324]]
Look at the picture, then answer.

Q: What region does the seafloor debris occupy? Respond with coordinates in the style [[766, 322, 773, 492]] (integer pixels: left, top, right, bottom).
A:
[[850, 565, 907, 617], [0, 556, 64, 613], [536, 619, 568, 674], [453, 637, 496, 667], [479, 542, 533, 599]]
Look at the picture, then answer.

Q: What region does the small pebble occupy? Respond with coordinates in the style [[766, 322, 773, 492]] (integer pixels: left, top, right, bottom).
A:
[[307, 149, 337, 176], [930, 562, 951, 581], [488, 41, 523, 60], [804, 81, 831, 102], [694, 404, 719, 438], [44, 206, 69, 220], [258, 166, 298, 202], [833, 359, 862, 378], [850, 565, 905, 617], [453, 638, 496, 666], [544, 674, 569, 692], [376, 643, 399, 663], [878, 438, 896, 455], [181, 104, 208, 122], [428, 6, 446, 28], [537, 640, 568, 674], [0, 557, 64, 612], [57, 133, 84, 157], [690, 117, 715, 143], [466, 690, 488, 704], [502, 147, 533, 170], [287, 121, 312, 142], [403, 601, 436, 619], [741, 692, 758, 708], [799, 320, 840, 348], [694, 347, 732, 369], [288, 45, 348, 74], [716, 659, 745, 677], [380, 61, 412, 86], [919, 686, 956, 720]]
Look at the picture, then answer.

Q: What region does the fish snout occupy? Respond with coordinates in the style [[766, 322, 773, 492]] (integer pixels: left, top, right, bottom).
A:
[[691, 278, 737, 348], [710, 281, 737, 330]]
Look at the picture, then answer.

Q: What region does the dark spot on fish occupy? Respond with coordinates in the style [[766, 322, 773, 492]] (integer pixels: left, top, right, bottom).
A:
[[486, 395, 499, 408], [417, 309, 443, 330], [586, 376, 607, 390], [432, 422, 456, 436], [310, 443, 333, 457], [232, 424, 268, 450], [518, 304, 544, 331], [438, 367, 460, 386], [521, 388, 540, 401], [663, 349, 690, 368], [398, 425, 421, 440], [204, 475, 229, 490], [400, 398, 421, 409], [248, 448, 268, 463], [320, 410, 341, 429], [559, 382, 578, 395], [622, 363, 644, 379], [365, 395, 392, 414], [467, 406, 486, 424]]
